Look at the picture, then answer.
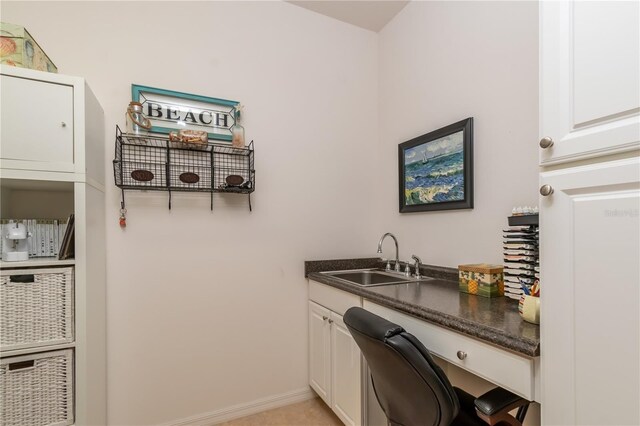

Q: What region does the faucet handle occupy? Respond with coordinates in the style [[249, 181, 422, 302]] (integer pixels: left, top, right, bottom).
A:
[[411, 254, 422, 279], [404, 263, 411, 277], [385, 260, 391, 271]]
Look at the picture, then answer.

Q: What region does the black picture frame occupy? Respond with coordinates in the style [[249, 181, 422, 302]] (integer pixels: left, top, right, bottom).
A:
[[398, 117, 474, 213]]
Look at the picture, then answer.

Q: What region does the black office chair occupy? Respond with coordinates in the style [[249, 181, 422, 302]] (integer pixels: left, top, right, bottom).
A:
[[343, 307, 530, 426]]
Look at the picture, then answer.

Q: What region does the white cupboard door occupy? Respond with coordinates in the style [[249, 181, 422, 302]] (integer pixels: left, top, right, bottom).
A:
[[330, 312, 362, 426], [540, 1, 640, 165], [309, 301, 331, 405], [540, 158, 640, 425], [1, 75, 74, 171]]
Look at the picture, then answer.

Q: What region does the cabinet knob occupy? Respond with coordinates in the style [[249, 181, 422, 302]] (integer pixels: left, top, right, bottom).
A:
[[322, 316, 328, 321], [61, 122, 67, 128], [539, 136, 553, 149], [540, 184, 554, 196], [456, 350, 467, 360], [328, 319, 334, 324]]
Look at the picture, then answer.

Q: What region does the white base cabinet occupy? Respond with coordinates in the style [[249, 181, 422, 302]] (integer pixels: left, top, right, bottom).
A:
[[540, 158, 640, 425], [330, 312, 361, 426], [308, 281, 362, 426], [309, 301, 331, 404]]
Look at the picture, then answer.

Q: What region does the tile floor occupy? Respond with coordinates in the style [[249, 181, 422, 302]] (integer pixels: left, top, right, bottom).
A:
[[219, 397, 343, 426]]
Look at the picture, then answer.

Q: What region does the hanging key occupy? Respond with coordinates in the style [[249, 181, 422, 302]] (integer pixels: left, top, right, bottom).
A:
[[119, 208, 127, 228]]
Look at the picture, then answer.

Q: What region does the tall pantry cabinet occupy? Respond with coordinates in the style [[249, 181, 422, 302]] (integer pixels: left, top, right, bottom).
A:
[[539, 2, 640, 425], [0, 65, 106, 426]]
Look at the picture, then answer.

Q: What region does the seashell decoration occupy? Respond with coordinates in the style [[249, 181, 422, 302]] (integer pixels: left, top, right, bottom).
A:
[[0, 37, 17, 57]]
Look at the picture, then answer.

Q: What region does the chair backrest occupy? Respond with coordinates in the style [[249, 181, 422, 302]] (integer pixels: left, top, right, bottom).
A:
[[343, 307, 460, 426]]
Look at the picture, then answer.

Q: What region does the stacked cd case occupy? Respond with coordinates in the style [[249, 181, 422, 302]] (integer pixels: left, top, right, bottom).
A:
[[503, 215, 539, 300]]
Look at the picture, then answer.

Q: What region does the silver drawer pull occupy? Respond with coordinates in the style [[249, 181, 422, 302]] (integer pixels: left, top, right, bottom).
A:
[[539, 136, 554, 149], [540, 184, 554, 196], [456, 350, 467, 360]]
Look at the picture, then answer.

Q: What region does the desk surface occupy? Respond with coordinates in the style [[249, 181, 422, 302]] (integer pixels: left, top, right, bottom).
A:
[[305, 258, 540, 357]]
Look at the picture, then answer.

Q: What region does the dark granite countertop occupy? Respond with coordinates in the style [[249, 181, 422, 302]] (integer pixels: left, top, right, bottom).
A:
[[305, 258, 540, 357]]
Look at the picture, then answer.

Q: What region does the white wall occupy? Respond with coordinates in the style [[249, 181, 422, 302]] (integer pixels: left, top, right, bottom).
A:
[[376, 1, 539, 266], [2, 1, 542, 424], [377, 2, 541, 423], [1, 2, 379, 425]]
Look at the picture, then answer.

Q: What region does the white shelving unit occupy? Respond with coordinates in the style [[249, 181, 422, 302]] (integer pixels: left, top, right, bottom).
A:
[[0, 65, 106, 426], [0, 258, 76, 269]]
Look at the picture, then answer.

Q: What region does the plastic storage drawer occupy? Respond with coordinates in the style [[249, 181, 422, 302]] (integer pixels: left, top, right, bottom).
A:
[[0, 267, 74, 351], [0, 349, 74, 426]]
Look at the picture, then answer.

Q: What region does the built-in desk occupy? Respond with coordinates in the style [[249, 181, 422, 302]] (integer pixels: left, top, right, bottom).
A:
[[305, 258, 540, 411]]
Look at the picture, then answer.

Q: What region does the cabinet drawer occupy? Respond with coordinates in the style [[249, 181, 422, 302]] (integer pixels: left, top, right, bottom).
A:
[[309, 280, 361, 315], [0, 349, 74, 426], [1, 75, 74, 172], [0, 267, 74, 352], [364, 301, 535, 400]]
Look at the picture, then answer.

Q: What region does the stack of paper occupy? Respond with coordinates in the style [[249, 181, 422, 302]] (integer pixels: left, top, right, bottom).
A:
[[503, 226, 539, 300]]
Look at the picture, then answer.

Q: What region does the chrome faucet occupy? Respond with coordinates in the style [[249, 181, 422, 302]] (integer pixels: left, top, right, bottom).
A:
[[377, 233, 400, 272], [412, 254, 422, 279]]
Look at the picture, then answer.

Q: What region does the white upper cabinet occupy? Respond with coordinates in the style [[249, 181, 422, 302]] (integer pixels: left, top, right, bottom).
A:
[[540, 1, 640, 165], [1, 75, 74, 170], [0, 66, 105, 186]]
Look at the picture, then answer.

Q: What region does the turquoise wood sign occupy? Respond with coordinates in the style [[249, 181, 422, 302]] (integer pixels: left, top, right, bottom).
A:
[[131, 84, 239, 142]]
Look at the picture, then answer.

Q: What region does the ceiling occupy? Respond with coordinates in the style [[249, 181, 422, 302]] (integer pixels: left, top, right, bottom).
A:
[[287, 1, 410, 32]]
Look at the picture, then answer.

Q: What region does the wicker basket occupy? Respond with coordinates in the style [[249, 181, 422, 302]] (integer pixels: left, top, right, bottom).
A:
[[0, 349, 74, 426], [0, 267, 74, 351]]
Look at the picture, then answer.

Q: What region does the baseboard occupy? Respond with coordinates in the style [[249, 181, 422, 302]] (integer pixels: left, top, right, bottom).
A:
[[163, 387, 317, 426]]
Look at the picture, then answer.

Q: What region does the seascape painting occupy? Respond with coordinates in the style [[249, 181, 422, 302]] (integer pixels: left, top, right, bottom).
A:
[[404, 131, 464, 205], [399, 118, 473, 213]]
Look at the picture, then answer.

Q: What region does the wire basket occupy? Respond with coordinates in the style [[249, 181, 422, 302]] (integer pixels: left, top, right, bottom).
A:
[[113, 126, 255, 209]]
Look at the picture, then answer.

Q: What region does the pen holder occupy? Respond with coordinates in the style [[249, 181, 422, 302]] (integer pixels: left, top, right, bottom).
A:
[[518, 295, 540, 324]]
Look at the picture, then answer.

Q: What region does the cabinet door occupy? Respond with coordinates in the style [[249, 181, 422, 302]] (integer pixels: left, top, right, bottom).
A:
[[540, 158, 640, 425], [309, 301, 331, 405], [540, 1, 640, 165], [330, 312, 362, 426], [1, 75, 74, 171]]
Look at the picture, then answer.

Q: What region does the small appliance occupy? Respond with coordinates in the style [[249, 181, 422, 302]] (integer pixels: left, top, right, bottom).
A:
[[2, 221, 30, 262]]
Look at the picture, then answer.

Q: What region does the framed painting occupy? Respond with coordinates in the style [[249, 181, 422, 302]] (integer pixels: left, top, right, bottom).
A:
[[131, 84, 239, 142], [399, 118, 474, 213]]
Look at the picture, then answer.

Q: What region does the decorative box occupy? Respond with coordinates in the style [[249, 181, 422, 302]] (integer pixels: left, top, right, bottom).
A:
[[0, 22, 57, 73], [458, 264, 504, 298]]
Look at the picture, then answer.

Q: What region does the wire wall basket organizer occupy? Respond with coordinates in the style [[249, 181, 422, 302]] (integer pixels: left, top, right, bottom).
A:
[[113, 126, 255, 210]]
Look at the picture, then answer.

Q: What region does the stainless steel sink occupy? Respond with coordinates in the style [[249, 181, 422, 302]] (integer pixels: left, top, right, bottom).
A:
[[321, 269, 428, 287]]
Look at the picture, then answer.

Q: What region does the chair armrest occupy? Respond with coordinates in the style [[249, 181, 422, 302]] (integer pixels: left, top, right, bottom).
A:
[[475, 387, 526, 416], [474, 387, 530, 426]]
